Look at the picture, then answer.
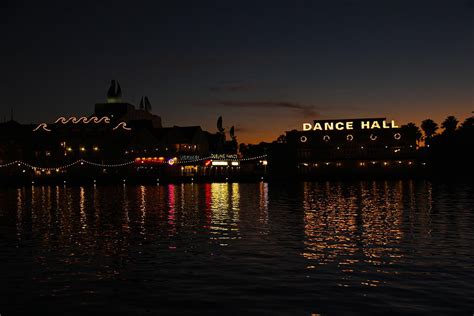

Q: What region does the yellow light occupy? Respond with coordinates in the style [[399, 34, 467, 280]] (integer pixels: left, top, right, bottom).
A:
[[93, 146, 99, 151], [80, 147, 86, 152], [66, 147, 73, 152]]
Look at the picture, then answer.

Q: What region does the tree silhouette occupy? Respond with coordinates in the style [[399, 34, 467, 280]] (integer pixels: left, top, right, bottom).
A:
[[441, 116, 458, 134], [421, 119, 438, 142], [400, 123, 422, 145], [276, 134, 287, 143], [460, 116, 474, 131]]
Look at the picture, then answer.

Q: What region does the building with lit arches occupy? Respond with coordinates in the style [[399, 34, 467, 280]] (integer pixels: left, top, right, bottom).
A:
[[284, 118, 418, 176]]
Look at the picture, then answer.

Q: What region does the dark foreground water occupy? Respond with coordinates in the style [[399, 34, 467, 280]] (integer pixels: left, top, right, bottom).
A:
[[0, 181, 473, 315]]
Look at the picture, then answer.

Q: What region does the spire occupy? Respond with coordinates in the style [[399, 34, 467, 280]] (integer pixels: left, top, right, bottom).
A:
[[144, 96, 152, 112], [107, 80, 123, 103], [217, 116, 224, 133], [139, 96, 145, 110], [230, 126, 236, 140]]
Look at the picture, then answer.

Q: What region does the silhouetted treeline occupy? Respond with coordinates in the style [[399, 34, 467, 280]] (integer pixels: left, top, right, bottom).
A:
[[407, 115, 474, 176]]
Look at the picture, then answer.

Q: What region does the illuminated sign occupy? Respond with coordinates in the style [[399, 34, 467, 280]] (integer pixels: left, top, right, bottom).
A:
[[33, 116, 131, 132], [211, 161, 228, 166], [302, 119, 398, 131], [210, 154, 238, 159], [55, 116, 110, 124], [180, 155, 201, 161]]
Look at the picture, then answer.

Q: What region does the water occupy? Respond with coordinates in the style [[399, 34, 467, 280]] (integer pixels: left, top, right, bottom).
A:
[[0, 181, 473, 314]]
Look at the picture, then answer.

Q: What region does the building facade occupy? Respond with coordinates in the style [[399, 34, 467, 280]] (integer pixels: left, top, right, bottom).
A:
[[0, 80, 250, 181], [285, 118, 418, 176]]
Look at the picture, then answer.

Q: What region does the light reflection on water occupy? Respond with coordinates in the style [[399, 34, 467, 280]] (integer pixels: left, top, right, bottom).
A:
[[0, 181, 473, 314]]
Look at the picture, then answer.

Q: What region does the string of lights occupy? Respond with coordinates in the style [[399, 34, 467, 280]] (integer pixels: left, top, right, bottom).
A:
[[175, 154, 267, 164], [0, 159, 134, 170], [0, 155, 269, 170]]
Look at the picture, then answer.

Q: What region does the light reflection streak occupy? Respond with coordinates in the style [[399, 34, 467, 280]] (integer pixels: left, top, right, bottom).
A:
[[121, 184, 130, 232], [302, 182, 359, 265], [139, 185, 146, 236], [302, 181, 406, 287], [360, 182, 404, 265], [210, 183, 240, 246], [259, 182, 269, 226], [79, 187, 87, 231], [167, 184, 176, 238], [16, 188, 23, 241]]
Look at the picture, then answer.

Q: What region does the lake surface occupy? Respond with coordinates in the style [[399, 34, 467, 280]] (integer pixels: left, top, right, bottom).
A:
[[0, 181, 473, 315]]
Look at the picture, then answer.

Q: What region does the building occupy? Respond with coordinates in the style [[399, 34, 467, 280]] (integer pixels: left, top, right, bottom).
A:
[[283, 118, 418, 176], [0, 80, 251, 182]]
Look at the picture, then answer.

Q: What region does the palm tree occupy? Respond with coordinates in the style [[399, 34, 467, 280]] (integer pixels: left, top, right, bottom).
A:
[[441, 116, 459, 134], [421, 119, 438, 143], [276, 134, 287, 143], [460, 116, 474, 130], [400, 122, 422, 145]]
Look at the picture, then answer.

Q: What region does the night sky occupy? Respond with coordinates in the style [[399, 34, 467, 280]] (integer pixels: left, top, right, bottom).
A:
[[2, 0, 473, 143]]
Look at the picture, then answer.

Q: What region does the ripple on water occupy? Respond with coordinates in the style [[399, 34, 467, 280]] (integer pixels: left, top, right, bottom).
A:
[[0, 181, 473, 314]]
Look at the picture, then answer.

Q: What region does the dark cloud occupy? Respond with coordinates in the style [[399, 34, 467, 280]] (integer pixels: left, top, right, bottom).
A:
[[217, 101, 321, 117], [208, 81, 255, 92], [233, 126, 251, 133]]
